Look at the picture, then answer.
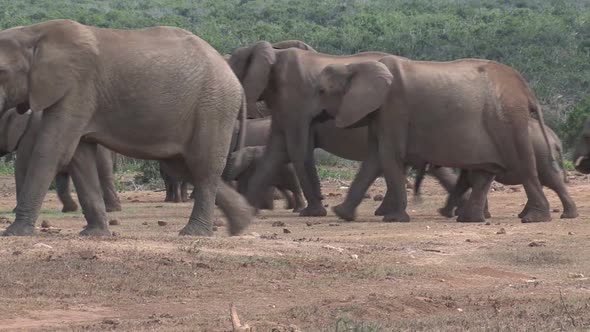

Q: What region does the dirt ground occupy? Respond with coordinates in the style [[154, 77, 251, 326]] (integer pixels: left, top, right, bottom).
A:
[[0, 174, 589, 332]]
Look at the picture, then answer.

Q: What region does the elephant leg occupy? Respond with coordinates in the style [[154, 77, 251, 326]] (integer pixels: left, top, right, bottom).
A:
[[284, 121, 326, 217], [173, 181, 182, 203], [55, 172, 79, 212], [67, 142, 111, 236], [377, 135, 409, 223], [305, 132, 323, 201], [181, 181, 189, 202], [543, 174, 578, 219], [160, 165, 174, 202], [334, 126, 381, 221], [440, 170, 470, 218], [260, 187, 275, 210], [12, 145, 30, 214], [96, 146, 121, 212], [4, 111, 86, 236], [514, 135, 551, 223], [246, 131, 288, 210], [456, 170, 494, 223]]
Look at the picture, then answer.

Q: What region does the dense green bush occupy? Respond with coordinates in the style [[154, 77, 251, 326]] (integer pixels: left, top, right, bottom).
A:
[[560, 97, 590, 153], [0, 0, 587, 181]]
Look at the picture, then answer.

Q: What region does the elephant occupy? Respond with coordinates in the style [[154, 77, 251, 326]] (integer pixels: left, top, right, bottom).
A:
[[228, 146, 305, 212], [414, 121, 577, 219], [317, 55, 554, 223], [228, 41, 391, 216], [0, 108, 121, 213], [228, 42, 459, 218], [573, 119, 590, 174], [158, 113, 273, 203], [0, 19, 251, 237], [159, 163, 189, 203]]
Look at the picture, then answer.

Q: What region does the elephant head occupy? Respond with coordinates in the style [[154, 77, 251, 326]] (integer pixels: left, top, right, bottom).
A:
[[0, 21, 99, 115], [317, 60, 393, 128], [226, 146, 265, 180], [228, 40, 316, 118], [0, 108, 31, 156], [573, 119, 590, 173]]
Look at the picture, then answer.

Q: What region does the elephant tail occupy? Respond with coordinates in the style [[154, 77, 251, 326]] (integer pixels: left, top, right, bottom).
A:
[[530, 100, 558, 173]]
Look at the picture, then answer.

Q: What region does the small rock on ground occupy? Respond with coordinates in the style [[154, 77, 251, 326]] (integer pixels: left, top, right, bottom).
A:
[[41, 220, 51, 228], [109, 219, 120, 226], [157, 221, 168, 226], [496, 228, 506, 235], [272, 221, 286, 227]]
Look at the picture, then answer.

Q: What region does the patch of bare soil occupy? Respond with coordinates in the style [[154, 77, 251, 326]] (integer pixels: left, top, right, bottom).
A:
[[0, 175, 589, 331]]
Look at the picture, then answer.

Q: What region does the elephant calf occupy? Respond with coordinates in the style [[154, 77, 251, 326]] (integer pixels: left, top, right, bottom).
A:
[[229, 146, 305, 212], [415, 121, 577, 219], [0, 108, 121, 213]]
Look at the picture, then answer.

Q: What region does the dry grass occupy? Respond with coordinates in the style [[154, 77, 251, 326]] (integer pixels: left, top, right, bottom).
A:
[[0, 175, 588, 331]]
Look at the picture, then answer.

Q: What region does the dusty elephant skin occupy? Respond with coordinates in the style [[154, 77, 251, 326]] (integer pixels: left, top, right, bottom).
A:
[[229, 41, 395, 217], [428, 121, 578, 220], [317, 55, 554, 224], [0, 109, 121, 213], [0, 19, 251, 237]]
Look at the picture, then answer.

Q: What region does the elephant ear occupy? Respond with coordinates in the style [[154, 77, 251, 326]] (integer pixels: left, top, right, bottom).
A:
[[29, 22, 98, 112], [335, 61, 393, 128], [229, 41, 276, 118], [272, 40, 317, 52]]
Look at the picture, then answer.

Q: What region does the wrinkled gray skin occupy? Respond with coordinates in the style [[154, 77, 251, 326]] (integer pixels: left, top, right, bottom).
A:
[[318, 55, 554, 223], [229, 41, 403, 216], [229, 146, 305, 212], [0, 19, 250, 237], [415, 122, 577, 219], [0, 108, 121, 213], [573, 119, 590, 175]]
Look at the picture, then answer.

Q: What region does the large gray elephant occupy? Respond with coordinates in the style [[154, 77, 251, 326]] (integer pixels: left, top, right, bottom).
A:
[[228, 41, 390, 216], [317, 55, 554, 223], [228, 42, 458, 218], [416, 121, 577, 219], [0, 19, 251, 237], [0, 108, 121, 213]]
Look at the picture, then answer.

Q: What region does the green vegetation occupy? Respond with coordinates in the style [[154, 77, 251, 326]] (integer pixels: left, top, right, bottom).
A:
[[0, 0, 588, 180]]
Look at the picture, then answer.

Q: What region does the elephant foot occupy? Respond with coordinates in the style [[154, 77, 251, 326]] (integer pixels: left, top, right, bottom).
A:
[[80, 226, 112, 237], [61, 203, 79, 213], [521, 209, 551, 223], [383, 211, 410, 223], [333, 204, 355, 221], [456, 210, 485, 223], [438, 207, 455, 218], [560, 209, 579, 219], [292, 205, 304, 213], [299, 205, 327, 217], [106, 204, 122, 213], [374, 203, 390, 217], [3, 223, 34, 236], [179, 223, 213, 237]]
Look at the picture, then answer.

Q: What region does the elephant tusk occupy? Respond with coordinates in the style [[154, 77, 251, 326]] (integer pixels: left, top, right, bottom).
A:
[[575, 156, 587, 167]]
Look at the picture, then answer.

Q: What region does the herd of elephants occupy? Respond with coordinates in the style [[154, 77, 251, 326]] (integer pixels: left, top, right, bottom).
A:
[[0, 19, 589, 238]]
